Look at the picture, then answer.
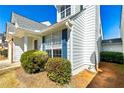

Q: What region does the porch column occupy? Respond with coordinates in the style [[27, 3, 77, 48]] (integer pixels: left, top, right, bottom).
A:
[[24, 36, 28, 52], [8, 38, 13, 63], [62, 28, 68, 59]]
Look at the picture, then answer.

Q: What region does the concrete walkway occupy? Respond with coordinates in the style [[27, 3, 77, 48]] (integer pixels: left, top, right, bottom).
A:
[[0, 59, 21, 73]]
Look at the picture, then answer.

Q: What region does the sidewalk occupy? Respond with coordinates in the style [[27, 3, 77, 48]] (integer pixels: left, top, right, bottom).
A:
[[0, 59, 21, 73]]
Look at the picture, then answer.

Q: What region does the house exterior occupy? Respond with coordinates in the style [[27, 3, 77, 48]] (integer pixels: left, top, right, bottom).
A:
[[6, 5, 102, 75], [101, 38, 123, 52], [0, 33, 8, 49], [121, 6, 124, 54], [0, 33, 3, 44]]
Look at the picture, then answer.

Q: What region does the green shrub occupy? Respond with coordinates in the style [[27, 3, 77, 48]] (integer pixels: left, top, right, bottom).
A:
[[20, 50, 49, 74], [100, 52, 124, 64], [45, 57, 71, 85]]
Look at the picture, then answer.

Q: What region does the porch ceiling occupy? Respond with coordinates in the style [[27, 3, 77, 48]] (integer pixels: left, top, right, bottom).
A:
[[7, 19, 72, 40], [13, 27, 41, 38], [40, 19, 71, 36]]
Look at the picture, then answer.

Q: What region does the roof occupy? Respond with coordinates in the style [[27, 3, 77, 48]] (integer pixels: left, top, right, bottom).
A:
[[8, 8, 85, 36], [39, 8, 86, 34], [11, 12, 48, 32], [102, 38, 122, 43], [40, 21, 51, 26]]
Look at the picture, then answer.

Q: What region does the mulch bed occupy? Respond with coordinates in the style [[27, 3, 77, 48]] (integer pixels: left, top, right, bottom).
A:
[[87, 62, 124, 88], [16, 67, 64, 88], [15, 67, 96, 88]]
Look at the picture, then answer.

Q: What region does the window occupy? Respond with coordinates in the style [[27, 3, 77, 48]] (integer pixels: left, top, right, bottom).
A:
[[46, 49, 61, 57], [80, 5, 83, 11], [60, 6, 65, 12], [52, 31, 62, 45], [60, 5, 71, 19], [61, 12, 65, 19], [61, 6, 65, 19], [66, 5, 70, 9], [44, 34, 51, 49], [34, 40, 38, 50], [46, 50, 52, 57], [66, 6, 71, 16], [53, 49, 61, 57], [44, 31, 62, 58]]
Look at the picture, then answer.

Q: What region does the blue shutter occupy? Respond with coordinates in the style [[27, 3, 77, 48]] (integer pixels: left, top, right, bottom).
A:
[[62, 28, 67, 59], [42, 36, 45, 51]]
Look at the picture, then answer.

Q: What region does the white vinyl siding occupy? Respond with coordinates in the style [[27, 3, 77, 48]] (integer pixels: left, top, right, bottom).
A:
[[102, 43, 123, 52], [72, 5, 97, 74], [13, 37, 24, 62], [82, 5, 97, 66]]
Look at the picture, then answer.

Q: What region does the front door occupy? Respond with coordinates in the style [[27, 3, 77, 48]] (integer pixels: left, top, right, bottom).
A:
[[34, 40, 38, 50]]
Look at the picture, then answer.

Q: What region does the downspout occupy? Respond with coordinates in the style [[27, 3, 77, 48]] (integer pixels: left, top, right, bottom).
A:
[[95, 6, 100, 71], [65, 20, 74, 74], [11, 38, 13, 63]]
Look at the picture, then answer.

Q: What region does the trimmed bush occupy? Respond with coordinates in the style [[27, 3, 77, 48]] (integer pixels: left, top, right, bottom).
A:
[[45, 57, 71, 85], [100, 51, 124, 64], [20, 50, 49, 74]]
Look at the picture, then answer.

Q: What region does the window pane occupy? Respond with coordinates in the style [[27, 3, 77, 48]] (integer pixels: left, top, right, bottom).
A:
[[53, 49, 61, 57], [61, 6, 65, 12], [66, 5, 70, 9], [46, 50, 52, 57], [66, 8, 71, 16], [61, 12, 65, 19], [44, 34, 51, 49], [52, 31, 61, 45], [80, 5, 83, 11]]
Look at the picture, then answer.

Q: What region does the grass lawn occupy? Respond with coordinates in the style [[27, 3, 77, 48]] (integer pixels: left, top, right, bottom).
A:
[[0, 70, 22, 88], [0, 67, 95, 88], [87, 62, 124, 88]]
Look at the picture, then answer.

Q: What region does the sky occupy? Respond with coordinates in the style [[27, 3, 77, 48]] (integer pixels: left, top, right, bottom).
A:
[[0, 5, 57, 33], [0, 5, 122, 39], [100, 5, 122, 39]]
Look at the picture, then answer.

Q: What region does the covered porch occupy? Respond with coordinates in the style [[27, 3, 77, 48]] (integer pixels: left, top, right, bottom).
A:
[[6, 16, 73, 62], [6, 23, 41, 62], [39, 20, 73, 59]]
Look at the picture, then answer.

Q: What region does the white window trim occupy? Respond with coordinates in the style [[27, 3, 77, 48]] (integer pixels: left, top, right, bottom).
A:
[[60, 6, 71, 19]]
